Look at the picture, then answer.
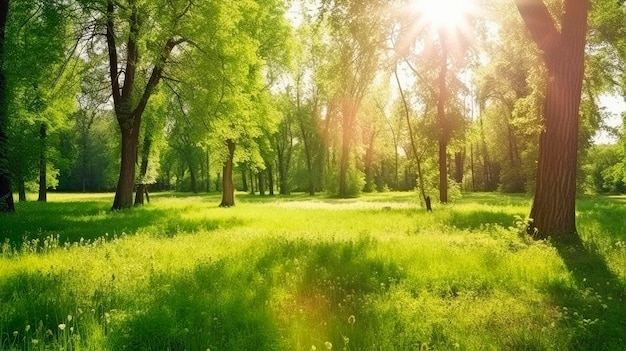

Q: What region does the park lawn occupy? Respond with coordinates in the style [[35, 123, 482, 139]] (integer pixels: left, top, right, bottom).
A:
[[0, 192, 624, 350]]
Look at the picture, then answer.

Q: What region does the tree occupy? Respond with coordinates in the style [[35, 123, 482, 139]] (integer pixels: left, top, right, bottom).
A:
[[88, 0, 189, 210], [320, 0, 387, 198], [0, 0, 14, 212], [514, 0, 589, 240]]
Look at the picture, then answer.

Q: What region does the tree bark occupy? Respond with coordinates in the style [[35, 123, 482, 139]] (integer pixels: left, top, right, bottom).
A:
[[0, 0, 14, 212], [219, 140, 236, 207], [515, 0, 588, 241], [38, 123, 47, 202], [134, 133, 152, 206], [112, 127, 139, 209]]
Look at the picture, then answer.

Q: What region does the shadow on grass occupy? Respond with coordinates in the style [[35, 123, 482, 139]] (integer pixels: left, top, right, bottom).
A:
[[1, 199, 244, 246], [103, 238, 405, 351], [547, 238, 626, 350]]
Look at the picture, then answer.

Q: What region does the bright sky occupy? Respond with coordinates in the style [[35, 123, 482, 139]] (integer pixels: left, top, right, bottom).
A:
[[595, 94, 626, 144]]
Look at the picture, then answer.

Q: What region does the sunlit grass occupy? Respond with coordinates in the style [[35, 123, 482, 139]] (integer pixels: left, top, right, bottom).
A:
[[0, 192, 624, 350]]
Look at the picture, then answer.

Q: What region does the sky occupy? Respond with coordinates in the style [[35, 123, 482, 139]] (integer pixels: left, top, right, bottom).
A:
[[595, 94, 626, 144]]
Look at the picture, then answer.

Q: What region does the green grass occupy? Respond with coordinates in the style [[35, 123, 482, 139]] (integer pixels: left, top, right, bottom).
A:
[[0, 192, 624, 350]]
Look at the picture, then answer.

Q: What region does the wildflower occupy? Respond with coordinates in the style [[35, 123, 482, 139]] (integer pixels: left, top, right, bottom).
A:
[[12, 331, 18, 337], [311, 345, 316, 351], [70, 327, 74, 333], [46, 329, 53, 336], [348, 315, 356, 325], [602, 304, 608, 309], [25, 325, 31, 332], [59, 324, 66, 331], [325, 341, 332, 349], [32, 339, 39, 345], [67, 315, 73, 322]]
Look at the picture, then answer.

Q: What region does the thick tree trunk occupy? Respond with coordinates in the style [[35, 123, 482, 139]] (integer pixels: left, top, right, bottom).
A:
[[0, 0, 14, 213], [134, 134, 152, 206], [38, 124, 47, 202], [516, 0, 588, 241], [220, 140, 236, 207], [112, 127, 139, 210]]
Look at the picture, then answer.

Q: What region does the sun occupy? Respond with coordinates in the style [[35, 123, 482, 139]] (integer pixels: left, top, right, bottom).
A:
[[412, 0, 477, 34]]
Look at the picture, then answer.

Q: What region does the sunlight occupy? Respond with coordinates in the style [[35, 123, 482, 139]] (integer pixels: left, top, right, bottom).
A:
[[411, 0, 477, 37]]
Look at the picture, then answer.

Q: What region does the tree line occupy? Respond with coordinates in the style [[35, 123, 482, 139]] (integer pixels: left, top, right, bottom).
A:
[[0, 0, 625, 242]]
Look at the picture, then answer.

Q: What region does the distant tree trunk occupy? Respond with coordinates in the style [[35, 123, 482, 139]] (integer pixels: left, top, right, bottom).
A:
[[249, 168, 255, 194], [241, 169, 248, 192], [134, 134, 152, 206], [17, 177, 25, 202], [437, 36, 449, 204], [0, 0, 14, 213], [515, 0, 588, 241], [189, 161, 198, 193], [268, 164, 274, 196], [363, 131, 376, 193], [37, 124, 47, 202], [339, 101, 357, 198], [258, 170, 265, 195], [454, 151, 464, 185], [206, 149, 210, 193], [220, 140, 236, 207]]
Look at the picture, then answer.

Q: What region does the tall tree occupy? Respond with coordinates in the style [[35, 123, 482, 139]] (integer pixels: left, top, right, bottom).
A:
[[0, 0, 14, 212], [97, 0, 188, 210], [515, 0, 589, 240], [321, 0, 387, 198]]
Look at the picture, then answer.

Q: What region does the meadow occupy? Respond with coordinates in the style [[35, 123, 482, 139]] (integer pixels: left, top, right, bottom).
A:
[[0, 192, 625, 351]]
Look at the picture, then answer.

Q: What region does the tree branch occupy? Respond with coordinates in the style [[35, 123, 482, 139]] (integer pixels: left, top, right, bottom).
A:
[[513, 0, 561, 69], [105, 0, 121, 107]]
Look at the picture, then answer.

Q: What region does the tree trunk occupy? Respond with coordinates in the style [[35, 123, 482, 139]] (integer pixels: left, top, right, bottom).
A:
[[37, 124, 47, 202], [241, 169, 248, 192], [134, 134, 152, 206], [17, 177, 25, 202], [516, 0, 588, 241], [454, 151, 464, 185], [220, 140, 236, 207], [258, 170, 265, 195], [0, 0, 14, 213], [363, 132, 376, 193], [112, 127, 139, 210], [189, 161, 198, 193], [437, 37, 449, 204], [206, 149, 210, 193], [268, 164, 274, 196], [339, 101, 356, 198]]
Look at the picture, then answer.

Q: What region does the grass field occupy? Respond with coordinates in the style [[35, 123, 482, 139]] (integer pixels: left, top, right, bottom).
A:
[[0, 192, 625, 350]]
